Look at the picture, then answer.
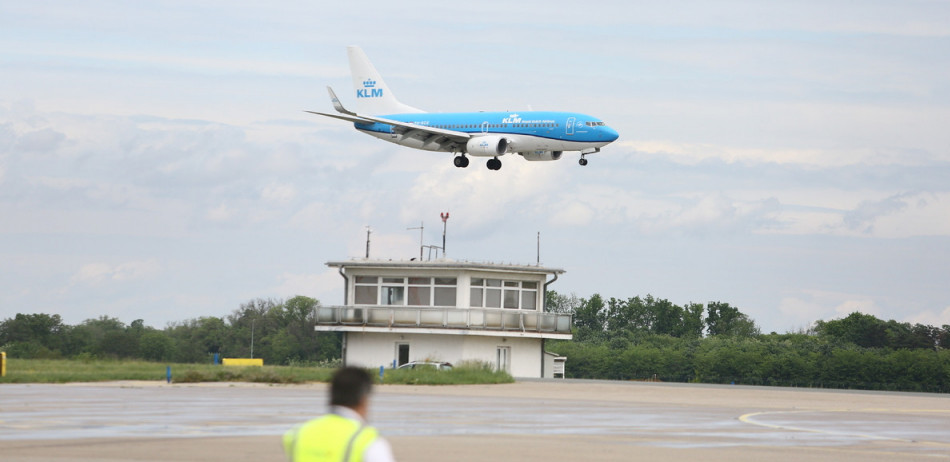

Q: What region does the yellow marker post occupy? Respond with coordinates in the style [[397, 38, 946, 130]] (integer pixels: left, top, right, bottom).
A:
[[1, 351, 6, 377], [222, 358, 263, 366]]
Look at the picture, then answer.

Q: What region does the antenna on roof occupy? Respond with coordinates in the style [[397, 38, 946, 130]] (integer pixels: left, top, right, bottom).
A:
[[440, 212, 450, 258], [407, 221, 423, 260], [365, 226, 371, 259], [537, 231, 541, 266]]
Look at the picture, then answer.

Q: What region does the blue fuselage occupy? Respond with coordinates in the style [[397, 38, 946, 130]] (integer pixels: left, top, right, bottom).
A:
[[354, 111, 619, 154]]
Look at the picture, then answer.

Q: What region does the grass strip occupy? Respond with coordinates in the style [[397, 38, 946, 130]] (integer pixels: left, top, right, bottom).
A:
[[0, 358, 512, 385]]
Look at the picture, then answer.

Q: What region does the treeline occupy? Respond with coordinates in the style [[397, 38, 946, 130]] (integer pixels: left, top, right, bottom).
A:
[[545, 292, 950, 393], [4, 291, 950, 392], [0, 296, 341, 365]]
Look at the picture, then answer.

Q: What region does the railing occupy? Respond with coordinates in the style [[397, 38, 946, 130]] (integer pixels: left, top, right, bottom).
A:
[[315, 306, 572, 334]]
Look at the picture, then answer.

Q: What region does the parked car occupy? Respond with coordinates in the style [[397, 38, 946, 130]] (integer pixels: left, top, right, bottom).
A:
[[397, 361, 453, 371]]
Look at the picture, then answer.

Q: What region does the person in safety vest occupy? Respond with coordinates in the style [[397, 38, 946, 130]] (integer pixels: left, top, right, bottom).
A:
[[284, 367, 396, 462]]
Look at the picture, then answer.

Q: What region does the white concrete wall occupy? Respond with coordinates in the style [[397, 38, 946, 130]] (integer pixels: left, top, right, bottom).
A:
[[344, 332, 544, 378], [345, 332, 464, 369], [460, 336, 540, 378]]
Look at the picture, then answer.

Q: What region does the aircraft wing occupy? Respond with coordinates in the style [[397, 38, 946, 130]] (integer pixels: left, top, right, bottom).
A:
[[307, 87, 472, 145], [305, 111, 374, 124]]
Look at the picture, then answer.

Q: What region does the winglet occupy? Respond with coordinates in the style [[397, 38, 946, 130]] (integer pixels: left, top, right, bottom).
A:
[[327, 86, 352, 115]]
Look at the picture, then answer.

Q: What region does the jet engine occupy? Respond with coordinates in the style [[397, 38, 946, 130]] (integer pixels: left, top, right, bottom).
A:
[[520, 150, 564, 161], [466, 136, 509, 157]]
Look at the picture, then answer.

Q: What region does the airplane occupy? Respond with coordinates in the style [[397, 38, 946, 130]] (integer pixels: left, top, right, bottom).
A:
[[307, 46, 619, 171]]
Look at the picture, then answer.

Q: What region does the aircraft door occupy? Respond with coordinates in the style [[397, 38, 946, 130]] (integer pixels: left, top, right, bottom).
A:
[[481, 121, 489, 133], [566, 117, 575, 136]]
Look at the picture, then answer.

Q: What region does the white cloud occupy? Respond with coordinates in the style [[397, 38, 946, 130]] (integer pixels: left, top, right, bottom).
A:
[[906, 306, 950, 327], [778, 297, 828, 329], [70, 260, 162, 286], [623, 140, 948, 168], [271, 269, 342, 304], [261, 183, 296, 203], [550, 201, 596, 227], [207, 203, 237, 222], [832, 298, 884, 318], [776, 289, 886, 328]]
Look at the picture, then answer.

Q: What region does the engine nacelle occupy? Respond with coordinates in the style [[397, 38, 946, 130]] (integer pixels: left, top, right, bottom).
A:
[[466, 136, 509, 157], [520, 150, 564, 161]]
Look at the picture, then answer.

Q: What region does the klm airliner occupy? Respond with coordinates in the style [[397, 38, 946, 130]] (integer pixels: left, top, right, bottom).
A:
[[307, 46, 619, 170]]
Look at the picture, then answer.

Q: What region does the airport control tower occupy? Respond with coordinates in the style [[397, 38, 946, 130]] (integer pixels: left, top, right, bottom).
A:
[[315, 259, 570, 378]]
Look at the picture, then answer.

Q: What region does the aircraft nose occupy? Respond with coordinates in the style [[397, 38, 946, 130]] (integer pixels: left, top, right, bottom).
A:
[[603, 126, 619, 142]]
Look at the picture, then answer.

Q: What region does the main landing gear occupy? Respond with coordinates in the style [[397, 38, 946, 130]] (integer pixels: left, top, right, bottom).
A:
[[452, 154, 501, 170], [453, 155, 470, 168]]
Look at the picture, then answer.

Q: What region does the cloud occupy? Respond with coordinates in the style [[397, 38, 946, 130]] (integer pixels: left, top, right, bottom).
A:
[[623, 140, 948, 168], [839, 192, 949, 237], [905, 306, 950, 327], [14, 127, 66, 153], [777, 289, 885, 328], [206, 203, 237, 223], [403, 160, 566, 235], [778, 297, 828, 329], [70, 260, 162, 286], [271, 269, 342, 304], [260, 183, 296, 203], [550, 201, 595, 227], [843, 192, 916, 233]]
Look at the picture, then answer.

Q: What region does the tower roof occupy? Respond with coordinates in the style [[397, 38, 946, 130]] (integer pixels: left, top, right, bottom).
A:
[[325, 259, 564, 276]]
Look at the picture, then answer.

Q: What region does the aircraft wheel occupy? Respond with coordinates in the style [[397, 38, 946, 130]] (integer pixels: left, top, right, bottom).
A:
[[579, 157, 589, 166], [487, 158, 502, 170], [460, 156, 470, 168]]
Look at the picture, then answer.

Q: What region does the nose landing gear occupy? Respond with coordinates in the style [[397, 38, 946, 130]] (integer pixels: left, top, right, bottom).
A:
[[579, 147, 600, 166]]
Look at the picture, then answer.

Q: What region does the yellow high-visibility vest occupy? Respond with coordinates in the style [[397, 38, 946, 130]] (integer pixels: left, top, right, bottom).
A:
[[284, 414, 379, 462]]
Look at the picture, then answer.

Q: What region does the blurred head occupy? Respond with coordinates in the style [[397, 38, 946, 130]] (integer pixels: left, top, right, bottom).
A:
[[330, 367, 373, 412]]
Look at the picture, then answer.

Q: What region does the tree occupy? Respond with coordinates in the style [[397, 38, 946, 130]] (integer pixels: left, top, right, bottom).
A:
[[139, 332, 173, 361], [545, 290, 581, 314], [573, 294, 606, 332], [815, 312, 887, 348], [706, 302, 759, 337], [0, 313, 67, 357], [679, 302, 705, 338]]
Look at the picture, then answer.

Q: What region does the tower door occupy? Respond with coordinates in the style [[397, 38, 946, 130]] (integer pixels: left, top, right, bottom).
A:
[[496, 346, 511, 373], [396, 343, 410, 367]]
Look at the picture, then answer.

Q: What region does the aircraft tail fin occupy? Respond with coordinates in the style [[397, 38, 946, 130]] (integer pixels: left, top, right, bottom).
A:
[[347, 46, 424, 115]]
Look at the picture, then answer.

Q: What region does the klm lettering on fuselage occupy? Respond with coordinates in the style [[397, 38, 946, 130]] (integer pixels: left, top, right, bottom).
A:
[[502, 114, 554, 124], [503, 114, 522, 124], [357, 79, 383, 98]]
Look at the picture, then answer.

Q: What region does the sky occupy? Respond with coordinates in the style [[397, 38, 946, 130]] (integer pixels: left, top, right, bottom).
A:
[[2, 1, 949, 334]]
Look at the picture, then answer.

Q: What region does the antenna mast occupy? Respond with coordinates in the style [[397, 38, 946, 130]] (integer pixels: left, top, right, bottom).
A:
[[365, 226, 371, 259], [440, 212, 450, 258], [407, 222, 424, 260]]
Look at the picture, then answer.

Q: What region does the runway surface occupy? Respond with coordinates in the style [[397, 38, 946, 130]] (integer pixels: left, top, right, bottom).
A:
[[2, 380, 949, 461]]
